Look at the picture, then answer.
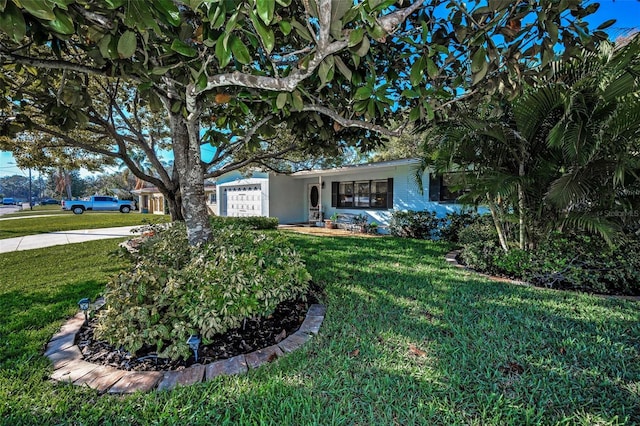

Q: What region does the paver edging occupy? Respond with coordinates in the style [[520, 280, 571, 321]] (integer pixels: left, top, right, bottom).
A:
[[46, 303, 326, 394]]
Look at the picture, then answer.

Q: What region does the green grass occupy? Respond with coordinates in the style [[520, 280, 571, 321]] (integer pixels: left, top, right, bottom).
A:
[[1, 234, 638, 425], [0, 204, 63, 217], [0, 213, 170, 239]]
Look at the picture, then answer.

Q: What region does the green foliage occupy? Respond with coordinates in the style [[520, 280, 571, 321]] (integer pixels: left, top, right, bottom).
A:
[[95, 222, 310, 360], [439, 210, 479, 243], [524, 233, 640, 295], [458, 216, 503, 274], [419, 39, 640, 250], [389, 210, 441, 239], [209, 215, 279, 230], [459, 215, 640, 295], [492, 248, 531, 277], [389, 209, 479, 242]]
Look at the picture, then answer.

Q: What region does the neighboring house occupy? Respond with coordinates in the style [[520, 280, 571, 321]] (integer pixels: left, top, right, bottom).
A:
[[134, 184, 218, 215], [132, 159, 474, 228]]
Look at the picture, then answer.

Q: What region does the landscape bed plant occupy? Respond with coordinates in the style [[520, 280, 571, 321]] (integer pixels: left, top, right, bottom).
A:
[[390, 210, 640, 296], [95, 222, 310, 360], [457, 216, 640, 296]]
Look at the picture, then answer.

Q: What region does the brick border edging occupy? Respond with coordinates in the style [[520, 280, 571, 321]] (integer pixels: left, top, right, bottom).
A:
[[45, 302, 326, 394]]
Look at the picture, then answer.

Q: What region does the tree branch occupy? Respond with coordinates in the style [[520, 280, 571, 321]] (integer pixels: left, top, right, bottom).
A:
[[70, 4, 114, 31], [0, 52, 108, 76], [302, 105, 405, 136], [205, 143, 299, 179], [187, 1, 425, 111]]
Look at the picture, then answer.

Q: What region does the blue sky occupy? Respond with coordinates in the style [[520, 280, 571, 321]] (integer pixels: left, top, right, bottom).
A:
[[1, 0, 639, 178]]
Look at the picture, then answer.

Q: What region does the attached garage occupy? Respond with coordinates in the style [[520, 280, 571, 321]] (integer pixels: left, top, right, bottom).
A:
[[218, 179, 268, 217]]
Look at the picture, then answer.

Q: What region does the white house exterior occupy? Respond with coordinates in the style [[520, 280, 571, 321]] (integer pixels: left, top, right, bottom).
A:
[[212, 158, 472, 227], [134, 158, 474, 228]]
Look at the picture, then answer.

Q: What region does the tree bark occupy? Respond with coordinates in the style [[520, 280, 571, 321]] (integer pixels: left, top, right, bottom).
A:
[[154, 185, 183, 221], [487, 193, 509, 253], [169, 110, 212, 245], [518, 158, 526, 251]]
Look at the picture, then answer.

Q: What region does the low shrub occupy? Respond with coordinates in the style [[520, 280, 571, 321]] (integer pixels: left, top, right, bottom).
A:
[[458, 216, 503, 274], [439, 211, 480, 243], [492, 248, 531, 277], [458, 217, 640, 295], [210, 215, 279, 230], [95, 222, 310, 360], [389, 210, 442, 239], [524, 233, 640, 295]]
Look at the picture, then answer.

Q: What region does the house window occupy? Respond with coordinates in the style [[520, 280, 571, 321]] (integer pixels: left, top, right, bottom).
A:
[[208, 191, 217, 204], [332, 178, 393, 209], [429, 173, 468, 202]]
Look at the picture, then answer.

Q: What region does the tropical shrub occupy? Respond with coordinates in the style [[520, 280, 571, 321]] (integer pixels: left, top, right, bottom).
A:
[[95, 222, 310, 360], [389, 210, 442, 239], [492, 248, 531, 277], [439, 211, 479, 242], [457, 216, 503, 274], [210, 215, 279, 230], [458, 216, 640, 295], [524, 233, 640, 295]]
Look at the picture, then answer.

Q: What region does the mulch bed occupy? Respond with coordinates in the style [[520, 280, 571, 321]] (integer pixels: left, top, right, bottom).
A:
[[75, 290, 320, 372]]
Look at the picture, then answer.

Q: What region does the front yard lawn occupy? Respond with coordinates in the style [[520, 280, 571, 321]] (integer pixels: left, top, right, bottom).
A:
[[0, 213, 170, 239], [0, 234, 638, 425]]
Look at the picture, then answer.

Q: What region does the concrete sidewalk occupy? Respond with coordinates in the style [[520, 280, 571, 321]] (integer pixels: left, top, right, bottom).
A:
[[0, 226, 141, 253]]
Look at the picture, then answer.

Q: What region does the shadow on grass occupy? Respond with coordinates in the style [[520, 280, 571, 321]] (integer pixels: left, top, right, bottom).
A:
[[0, 279, 104, 365], [286, 233, 640, 424], [0, 233, 638, 424]]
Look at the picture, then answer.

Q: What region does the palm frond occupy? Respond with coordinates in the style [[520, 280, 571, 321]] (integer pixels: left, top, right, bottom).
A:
[[558, 213, 620, 246], [545, 171, 592, 208]]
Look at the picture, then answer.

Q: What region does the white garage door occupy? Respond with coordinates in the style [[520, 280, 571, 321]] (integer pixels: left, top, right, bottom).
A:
[[225, 185, 263, 217]]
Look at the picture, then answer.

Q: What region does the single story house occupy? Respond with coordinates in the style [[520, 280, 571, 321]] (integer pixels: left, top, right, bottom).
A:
[[133, 158, 472, 228]]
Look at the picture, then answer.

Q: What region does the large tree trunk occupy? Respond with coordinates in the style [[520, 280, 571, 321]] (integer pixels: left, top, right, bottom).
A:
[[169, 110, 212, 245], [155, 186, 183, 221]]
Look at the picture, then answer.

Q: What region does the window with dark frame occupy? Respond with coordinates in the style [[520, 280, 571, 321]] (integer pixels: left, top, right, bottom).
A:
[[208, 191, 217, 204], [429, 173, 468, 203], [331, 178, 393, 209]]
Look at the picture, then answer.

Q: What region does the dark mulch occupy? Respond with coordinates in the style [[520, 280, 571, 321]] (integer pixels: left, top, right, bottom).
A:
[[75, 291, 320, 372]]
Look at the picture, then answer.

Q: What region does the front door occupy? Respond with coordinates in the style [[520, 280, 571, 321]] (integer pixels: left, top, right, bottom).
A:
[[308, 184, 321, 223]]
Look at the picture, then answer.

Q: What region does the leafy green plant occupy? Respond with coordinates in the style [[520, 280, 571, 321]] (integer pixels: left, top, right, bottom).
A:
[[458, 216, 503, 274], [95, 222, 310, 360], [459, 217, 640, 295], [209, 215, 279, 230], [368, 221, 379, 234], [524, 232, 640, 295], [389, 210, 442, 239], [439, 211, 480, 242], [492, 248, 531, 276]]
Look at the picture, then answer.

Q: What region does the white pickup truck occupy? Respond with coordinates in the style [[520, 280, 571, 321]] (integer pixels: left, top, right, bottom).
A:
[[61, 196, 136, 215]]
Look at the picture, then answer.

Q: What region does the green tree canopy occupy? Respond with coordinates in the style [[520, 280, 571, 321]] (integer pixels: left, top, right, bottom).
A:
[[419, 36, 640, 249], [0, 0, 604, 244]]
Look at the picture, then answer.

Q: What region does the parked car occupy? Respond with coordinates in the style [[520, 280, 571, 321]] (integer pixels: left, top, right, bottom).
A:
[[41, 198, 60, 205], [2, 198, 15, 205], [61, 196, 136, 214]]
